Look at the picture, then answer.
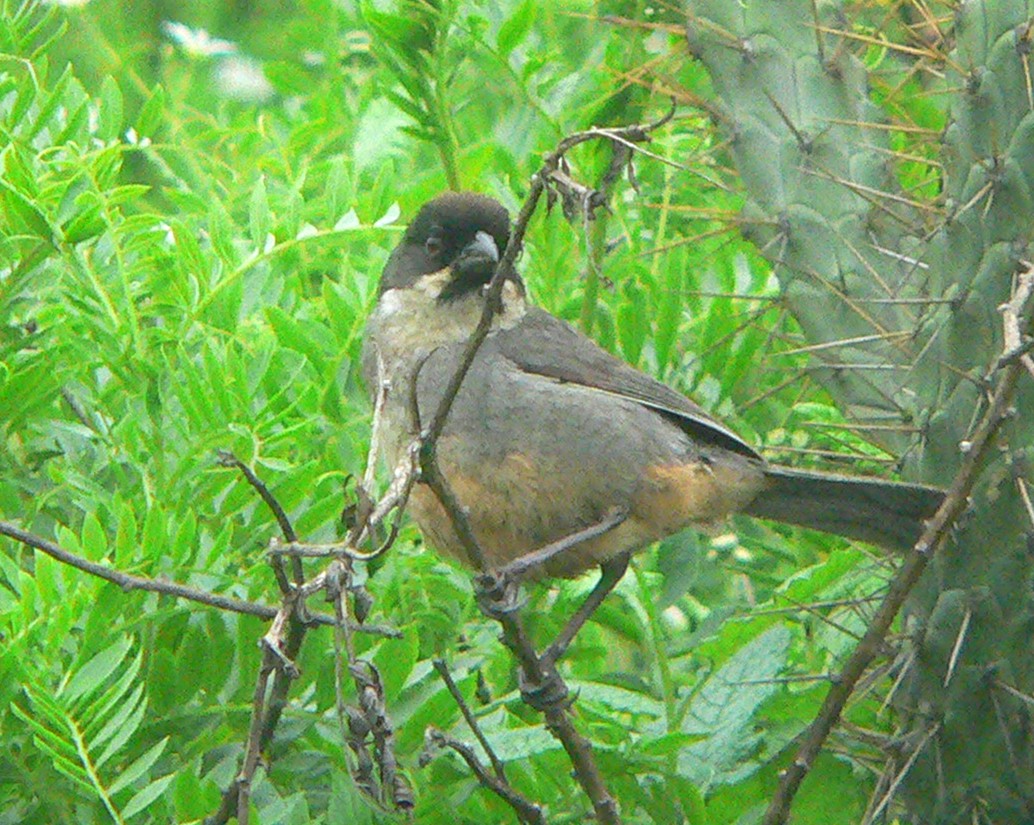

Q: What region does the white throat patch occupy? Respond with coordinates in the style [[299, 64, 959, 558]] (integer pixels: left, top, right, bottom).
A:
[[368, 271, 526, 372]]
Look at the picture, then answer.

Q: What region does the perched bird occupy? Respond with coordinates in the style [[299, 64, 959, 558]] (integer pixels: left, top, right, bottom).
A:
[[362, 192, 944, 580]]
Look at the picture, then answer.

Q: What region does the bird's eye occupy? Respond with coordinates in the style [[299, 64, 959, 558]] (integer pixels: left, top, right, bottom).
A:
[[425, 236, 442, 257]]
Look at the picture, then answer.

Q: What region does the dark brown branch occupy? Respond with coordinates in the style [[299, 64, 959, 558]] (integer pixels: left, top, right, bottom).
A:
[[214, 453, 309, 825], [422, 728, 546, 825], [497, 597, 620, 823], [217, 450, 304, 590], [432, 659, 507, 781], [217, 450, 298, 543], [212, 449, 414, 823], [763, 267, 1034, 825], [497, 508, 627, 580], [0, 521, 399, 637], [0, 520, 283, 620], [258, 615, 308, 749], [236, 649, 278, 825]]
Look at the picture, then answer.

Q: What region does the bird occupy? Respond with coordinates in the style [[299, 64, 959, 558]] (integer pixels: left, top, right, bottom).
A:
[[361, 191, 945, 581]]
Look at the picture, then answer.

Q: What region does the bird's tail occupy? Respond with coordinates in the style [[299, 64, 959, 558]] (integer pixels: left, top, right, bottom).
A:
[[743, 466, 945, 552]]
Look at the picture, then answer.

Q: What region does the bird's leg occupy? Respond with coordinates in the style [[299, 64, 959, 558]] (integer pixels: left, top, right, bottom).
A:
[[495, 507, 628, 580], [510, 552, 631, 712], [541, 552, 631, 669], [491, 509, 630, 667], [476, 510, 630, 712]]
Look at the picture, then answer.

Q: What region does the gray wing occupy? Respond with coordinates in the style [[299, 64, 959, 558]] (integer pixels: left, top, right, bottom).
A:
[[493, 307, 761, 460]]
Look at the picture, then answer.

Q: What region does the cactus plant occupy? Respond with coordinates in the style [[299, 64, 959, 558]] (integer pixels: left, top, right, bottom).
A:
[[685, 1, 1034, 822]]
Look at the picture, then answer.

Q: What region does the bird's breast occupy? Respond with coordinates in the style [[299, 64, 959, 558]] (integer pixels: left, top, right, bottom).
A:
[[362, 276, 526, 469]]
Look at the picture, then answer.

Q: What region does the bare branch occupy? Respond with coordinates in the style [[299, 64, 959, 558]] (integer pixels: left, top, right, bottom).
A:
[[421, 728, 546, 825], [0, 521, 284, 621], [433, 659, 507, 781]]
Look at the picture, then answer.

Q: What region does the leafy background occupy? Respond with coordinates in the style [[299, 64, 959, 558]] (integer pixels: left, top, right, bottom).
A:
[[0, 1, 939, 822]]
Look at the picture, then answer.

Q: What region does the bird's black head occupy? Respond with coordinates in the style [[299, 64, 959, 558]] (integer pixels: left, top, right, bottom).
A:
[[379, 192, 515, 301]]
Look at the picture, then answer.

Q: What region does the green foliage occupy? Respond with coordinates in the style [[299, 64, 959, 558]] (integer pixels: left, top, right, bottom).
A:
[[0, 0, 954, 823], [687, 0, 1034, 821], [11, 639, 173, 823]]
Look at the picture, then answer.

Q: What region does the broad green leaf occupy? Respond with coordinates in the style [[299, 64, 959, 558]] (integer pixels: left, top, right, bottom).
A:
[[327, 770, 375, 825], [482, 716, 562, 761], [679, 626, 791, 787], [121, 772, 175, 819], [136, 84, 165, 137], [97, 76, 123, 140], [249, 176, 271, 250], [63, 636, 133, 703], [108, 737, 169, 796], [497, 0, 535, 57]]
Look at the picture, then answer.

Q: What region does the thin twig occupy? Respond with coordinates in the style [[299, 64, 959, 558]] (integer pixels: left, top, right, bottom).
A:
[[497, 509, 628, 580], [433, 659, 508, 781], [422, 729, 546, 825], [235, 649, 278, 825], [217, 450, 302, 592], [217, 451, 298, 543], [0, 521, 289, 621]]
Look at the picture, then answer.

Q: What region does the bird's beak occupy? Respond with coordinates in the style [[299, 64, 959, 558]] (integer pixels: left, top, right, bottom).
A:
[[458, 230, 500, 266], [437, 230, 506, 302]]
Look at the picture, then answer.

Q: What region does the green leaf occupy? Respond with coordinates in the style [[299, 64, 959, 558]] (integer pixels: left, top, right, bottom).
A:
[[10, 696, 77, 762], [0, 173, 51, 241], [122, 772, 175, 819], [371, 625, 418, 703], [324, 155, 351, 224], [496, 0, 535, 58], [679, 626, 791, 786], [106, 184, 150, 206], [84, 651, 144, 740], [2, 142, 39, 196], [265, 306, 328, 371], [572, 680, 664, 717], [97, 76, 123, 140], [80, 512, 107, 560], [656, 530, 704, 607], [94, 691, 147, 769], [484, 720, 562, 761], [328, 770, 375, 825], [108, 737, 169, 796], [62, 201, 105, 244], [249, 175, 271, 250], [114, 504, 138, 566], [207, 199, 238, 265], [136, 84, 165, 137], [25, 63, 74, 142], [141, 506, 166, 558], [63, 637, 133, 703], [91, 683, 145, 759], [637, 730, 707, 757]]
